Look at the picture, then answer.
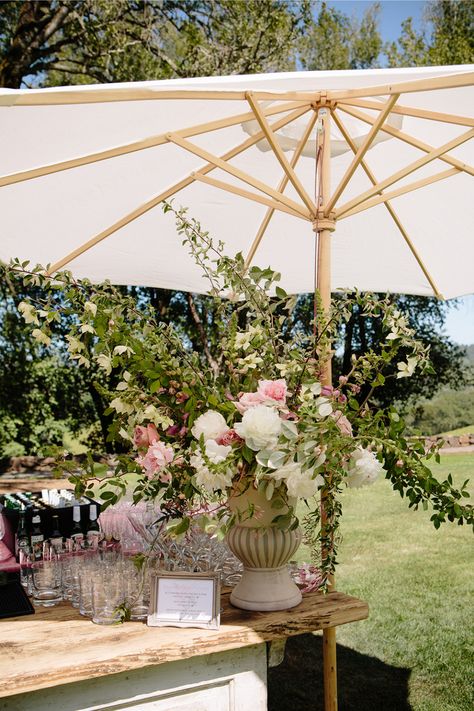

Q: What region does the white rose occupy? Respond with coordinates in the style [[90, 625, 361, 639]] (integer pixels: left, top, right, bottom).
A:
[[205, 439, 231, 464], [191, 410, 229, 442], [234, 404, 282, 451], [346, 447, 384, 488]]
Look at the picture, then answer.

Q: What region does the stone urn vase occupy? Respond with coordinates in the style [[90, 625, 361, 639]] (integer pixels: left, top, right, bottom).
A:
[[226, 484, 302, 611]]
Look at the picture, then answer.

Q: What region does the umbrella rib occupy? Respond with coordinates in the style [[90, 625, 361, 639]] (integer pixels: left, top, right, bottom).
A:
[[327, 71, 474, 101], [0, 88, 318, 107], [339, 104, 474, 177], [340, 167, 459, 219], [336, 127, 474, 218], [325, 94, 400, 215], [47, 105, 311, 274], [338, 98, 474, 128], [0, 100, 306, 188], [244, 110, 319, 269], [331, 108, 443, 298], [166, 133, 311, 219], [192, 172, 309, 220], [245, 93, 317, 215]]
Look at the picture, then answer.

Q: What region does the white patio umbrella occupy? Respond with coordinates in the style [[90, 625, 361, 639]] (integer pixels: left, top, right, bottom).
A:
[[1, 65, 473, 301], [1, 65, 473, 711]]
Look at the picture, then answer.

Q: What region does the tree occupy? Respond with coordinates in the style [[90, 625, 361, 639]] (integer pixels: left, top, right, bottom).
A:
[[0, 0, 309, 89], [386, 0, 474, 67], [300, 1, 382, 71], [0, 273, 101, 458]]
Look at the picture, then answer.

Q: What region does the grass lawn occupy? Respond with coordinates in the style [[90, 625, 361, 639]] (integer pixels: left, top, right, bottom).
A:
[[269, 453, 474, 711]]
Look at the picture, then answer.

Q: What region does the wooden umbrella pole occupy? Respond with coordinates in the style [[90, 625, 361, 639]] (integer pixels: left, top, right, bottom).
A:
[[314, 106, 338, 711]]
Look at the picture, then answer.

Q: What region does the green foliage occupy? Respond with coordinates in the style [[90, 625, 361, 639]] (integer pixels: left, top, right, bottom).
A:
[[0, 0, 309, 88], [387, 0, 474, 66], [300, 1, 382, 70]]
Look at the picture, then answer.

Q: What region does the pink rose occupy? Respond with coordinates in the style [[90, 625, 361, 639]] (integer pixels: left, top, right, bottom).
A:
[[258, 378, 287, 402], [234, 391, 265, 414], [331, 410, 353, 437], [137, 441, 174, 479], [133, 423, 159, 449], [216, 429, 243, 446]]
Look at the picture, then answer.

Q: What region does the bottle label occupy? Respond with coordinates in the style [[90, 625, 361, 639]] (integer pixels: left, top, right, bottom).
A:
[[30, 534, 44, 560], [49, 536, 63, 551], [70, 533, 84, 551], [86, 531, 102, 549]]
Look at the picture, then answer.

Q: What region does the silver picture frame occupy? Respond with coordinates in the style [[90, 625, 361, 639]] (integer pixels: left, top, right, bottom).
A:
[[147, 570, 221, 630]]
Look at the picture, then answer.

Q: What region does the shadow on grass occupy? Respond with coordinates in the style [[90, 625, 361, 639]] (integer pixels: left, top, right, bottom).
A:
[[268, 634, 412, 711]]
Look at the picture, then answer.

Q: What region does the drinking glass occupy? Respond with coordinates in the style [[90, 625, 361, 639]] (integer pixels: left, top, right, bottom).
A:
[[31, 558, 62, 606], [91, 572, 125, 625]]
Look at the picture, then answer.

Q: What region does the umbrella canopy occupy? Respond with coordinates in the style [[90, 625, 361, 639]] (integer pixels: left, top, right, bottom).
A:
[[1, 65, 473, 299]]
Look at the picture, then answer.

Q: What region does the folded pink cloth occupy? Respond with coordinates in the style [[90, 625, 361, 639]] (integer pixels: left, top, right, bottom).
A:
[[0, 541, 16, 564], [0, 513, 15, 557]]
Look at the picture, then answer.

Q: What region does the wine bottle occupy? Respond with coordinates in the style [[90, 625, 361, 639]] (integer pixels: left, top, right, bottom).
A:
[[70, 505, 84, 550], [15, 508, 30, 561], [49, 514, 64, 551], [30, 511, 44, 561], [3, 494, 20, 510], [86, 504, 101, 548]]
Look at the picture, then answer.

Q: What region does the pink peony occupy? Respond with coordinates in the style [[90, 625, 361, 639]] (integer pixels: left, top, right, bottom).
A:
[[137, 441, 174, 479], [331, 410, 353, 437], [216, 428, 243, 446], [234, 391, 265, 414], [258, 378, 287, 402], [133, 423, 159, 449]]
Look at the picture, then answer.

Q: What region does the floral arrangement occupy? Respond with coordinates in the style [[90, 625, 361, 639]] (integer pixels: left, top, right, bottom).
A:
[[6, 203, 472, 583]]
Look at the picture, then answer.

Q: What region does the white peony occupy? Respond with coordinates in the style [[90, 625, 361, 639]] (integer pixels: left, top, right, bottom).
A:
[[275, 462, 323, 499], [205, 439, 231, 464], [190, 451, 233, 493], [346, 447, 384, 488], [191, 410, 229, 442], [268, 461, 299, 483], [234, 404, 282, 451]]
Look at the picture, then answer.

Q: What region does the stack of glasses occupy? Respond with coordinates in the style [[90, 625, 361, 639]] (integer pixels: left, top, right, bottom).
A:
[[21, 546, 152, 624]]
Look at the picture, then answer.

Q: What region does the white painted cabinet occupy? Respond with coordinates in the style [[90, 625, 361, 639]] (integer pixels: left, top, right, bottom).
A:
[[0, 644, 267, 711]]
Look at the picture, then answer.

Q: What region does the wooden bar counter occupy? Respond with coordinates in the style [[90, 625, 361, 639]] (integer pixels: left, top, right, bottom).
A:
[[0, 590, 367, 711]]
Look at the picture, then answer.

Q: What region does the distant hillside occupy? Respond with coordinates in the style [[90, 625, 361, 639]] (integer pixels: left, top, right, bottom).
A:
[[464, 344, 474, 364]]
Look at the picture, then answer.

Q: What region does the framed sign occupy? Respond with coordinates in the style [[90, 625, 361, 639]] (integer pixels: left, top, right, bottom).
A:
[[147, 571, 220, 630]]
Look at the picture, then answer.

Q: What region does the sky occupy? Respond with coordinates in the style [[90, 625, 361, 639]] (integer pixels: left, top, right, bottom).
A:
[[326, 1, 426, 44], [326, 1, 473, 345]]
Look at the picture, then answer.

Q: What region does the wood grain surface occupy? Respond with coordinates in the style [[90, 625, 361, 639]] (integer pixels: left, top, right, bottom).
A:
[[0, 591, 368, 697]]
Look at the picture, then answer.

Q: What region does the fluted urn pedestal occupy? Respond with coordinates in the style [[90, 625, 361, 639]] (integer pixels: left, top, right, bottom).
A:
[[226, 485, 302, 611]]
